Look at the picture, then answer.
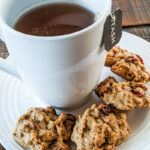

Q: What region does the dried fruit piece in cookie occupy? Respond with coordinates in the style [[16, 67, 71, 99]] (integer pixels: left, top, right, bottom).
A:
[[95, 76, 117, 97], [105, 46, 150, 82], [71, 104, 130, 150], [95, 76, 150, 110], [13, 107, 76, 150]]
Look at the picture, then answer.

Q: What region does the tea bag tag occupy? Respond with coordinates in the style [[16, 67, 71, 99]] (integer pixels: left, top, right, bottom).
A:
[[103, 8, 122, 51]]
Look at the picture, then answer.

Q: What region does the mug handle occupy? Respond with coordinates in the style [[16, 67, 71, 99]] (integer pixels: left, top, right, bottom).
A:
[[0, 26, 22, 79], [0, 27, 5, 42], [0, 57, 22, 80]]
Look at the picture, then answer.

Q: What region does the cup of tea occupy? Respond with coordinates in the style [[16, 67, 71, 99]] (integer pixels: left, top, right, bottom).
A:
[[0, 0, 111, 108]]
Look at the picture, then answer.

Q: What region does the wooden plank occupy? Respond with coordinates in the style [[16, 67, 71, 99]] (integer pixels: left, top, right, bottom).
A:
[[112, 0, 150, 26], [123, 25, 150, 42], [0, 144, 5, 150], [0, 40, 8, 59]]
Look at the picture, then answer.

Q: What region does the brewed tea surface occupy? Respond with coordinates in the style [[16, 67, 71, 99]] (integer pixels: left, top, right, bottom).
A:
[[14, 3, 94, 36]]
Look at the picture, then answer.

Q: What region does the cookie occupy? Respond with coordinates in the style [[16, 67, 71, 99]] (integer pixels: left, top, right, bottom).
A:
[[95, 76, 150, 110], [71, 104, 130, 150], [13, 107, 76, 150], [105, 46, 150, 82]]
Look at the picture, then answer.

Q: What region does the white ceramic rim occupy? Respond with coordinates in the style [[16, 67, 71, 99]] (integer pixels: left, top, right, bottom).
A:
[[0, 0, 111, 40]]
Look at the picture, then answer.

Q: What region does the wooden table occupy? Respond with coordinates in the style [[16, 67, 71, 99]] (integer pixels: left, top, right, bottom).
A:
[[0, 0, 150, 149]]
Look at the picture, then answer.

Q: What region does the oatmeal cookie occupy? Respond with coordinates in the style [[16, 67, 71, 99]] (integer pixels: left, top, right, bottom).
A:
[[71, 104, 130, 150], [13, 107, 76, 150], [95, 76, 150, 110], [105, 46, 150, 82]]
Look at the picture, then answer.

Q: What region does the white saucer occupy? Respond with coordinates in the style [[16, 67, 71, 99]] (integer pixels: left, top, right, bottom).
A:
[[0, 32, 150, 150]]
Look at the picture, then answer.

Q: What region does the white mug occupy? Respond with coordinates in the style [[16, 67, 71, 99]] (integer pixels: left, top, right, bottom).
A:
[[0, 0, 111, 108]]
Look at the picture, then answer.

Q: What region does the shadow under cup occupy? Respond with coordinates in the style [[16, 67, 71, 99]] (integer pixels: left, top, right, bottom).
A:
[[0, 0, 111, 108]]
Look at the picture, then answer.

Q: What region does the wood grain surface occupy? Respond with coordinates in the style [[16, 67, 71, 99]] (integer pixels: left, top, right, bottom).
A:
[[0, 40, 8, 59], [124, 25, 150, 42], [112, 0, 150, 26], [0, 0, 150, 149], [0, 144, 5, 150]]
